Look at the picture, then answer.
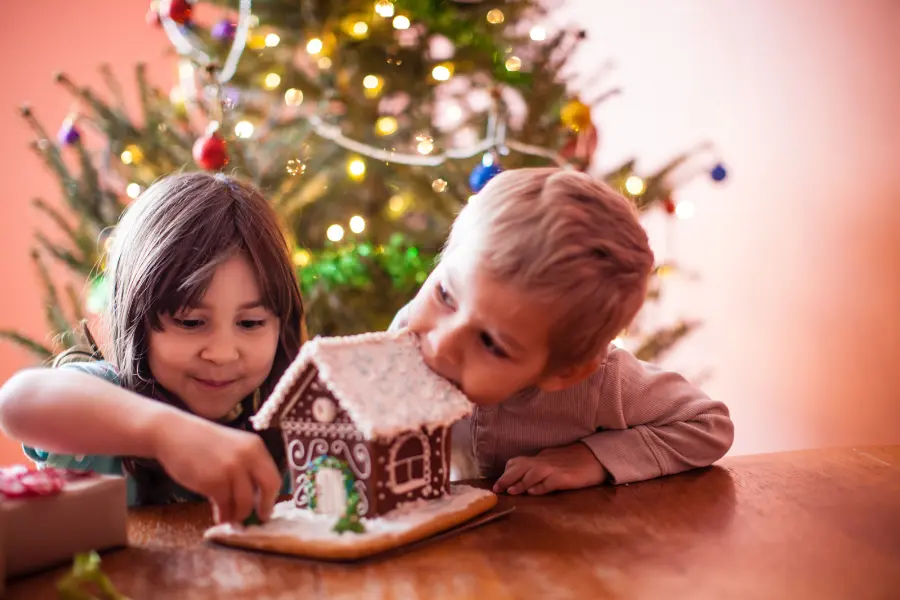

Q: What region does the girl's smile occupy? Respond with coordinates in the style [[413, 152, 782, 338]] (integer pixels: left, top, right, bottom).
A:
[[148, 254, 281, 421]]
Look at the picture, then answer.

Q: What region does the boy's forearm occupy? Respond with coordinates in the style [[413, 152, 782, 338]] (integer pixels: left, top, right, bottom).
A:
[[582, 406, 734, 485], [0, 368, 177, 460]]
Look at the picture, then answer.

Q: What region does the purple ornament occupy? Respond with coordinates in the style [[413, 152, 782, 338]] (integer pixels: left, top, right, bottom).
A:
[[57, 120, 80, 146], [211, 19, 236, 42]]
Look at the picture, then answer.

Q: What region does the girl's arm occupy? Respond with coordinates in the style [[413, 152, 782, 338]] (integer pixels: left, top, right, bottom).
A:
[[1, 367, 174, 458], [0, 368, 282, 524]]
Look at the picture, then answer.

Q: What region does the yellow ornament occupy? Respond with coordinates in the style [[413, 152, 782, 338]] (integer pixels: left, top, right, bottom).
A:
[[561, 99, 592, 133]]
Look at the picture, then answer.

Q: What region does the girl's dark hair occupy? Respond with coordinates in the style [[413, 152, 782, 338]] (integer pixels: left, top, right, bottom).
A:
[[61, 172, 306, 504]]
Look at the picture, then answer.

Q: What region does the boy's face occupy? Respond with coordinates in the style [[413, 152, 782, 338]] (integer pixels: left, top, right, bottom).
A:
[[405, 245, 557, 405]]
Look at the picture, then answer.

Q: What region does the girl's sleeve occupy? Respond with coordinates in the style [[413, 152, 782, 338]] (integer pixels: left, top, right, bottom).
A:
[[21, 360, 125, 478], [280, 470, 294, 496]]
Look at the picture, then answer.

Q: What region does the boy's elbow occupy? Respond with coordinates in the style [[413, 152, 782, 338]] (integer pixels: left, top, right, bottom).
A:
[[0, 369, 45, 439], [703, 402, 735, 461]]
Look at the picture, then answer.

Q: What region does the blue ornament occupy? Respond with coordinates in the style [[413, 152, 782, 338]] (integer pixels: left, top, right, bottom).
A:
[[711, 163, 728, 182], [211, 19, 236, 42], [57, 119, 80, 146], [469, 155, 503, 193]]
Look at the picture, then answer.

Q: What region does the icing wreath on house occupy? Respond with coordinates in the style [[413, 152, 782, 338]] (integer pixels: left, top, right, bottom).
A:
[[251, 330, 473, 525]]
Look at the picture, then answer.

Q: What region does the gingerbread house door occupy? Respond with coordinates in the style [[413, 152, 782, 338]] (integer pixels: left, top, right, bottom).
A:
[[315, 466, 347, 516]]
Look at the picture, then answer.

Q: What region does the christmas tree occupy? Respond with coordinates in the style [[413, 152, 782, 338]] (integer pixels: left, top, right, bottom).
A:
[[1, 0, 727, 363]]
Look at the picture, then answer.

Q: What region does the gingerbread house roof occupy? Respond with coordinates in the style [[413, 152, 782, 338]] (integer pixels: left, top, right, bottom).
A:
[[251, 330, 473, 440]]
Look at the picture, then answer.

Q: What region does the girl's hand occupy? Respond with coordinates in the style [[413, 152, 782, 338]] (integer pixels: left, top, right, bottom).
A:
[[153, 412, 282, 525], [493, 443, 608, 496]]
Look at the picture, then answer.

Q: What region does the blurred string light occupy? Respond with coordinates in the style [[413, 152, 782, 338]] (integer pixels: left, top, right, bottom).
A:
[[393, 15, 410, 29], [486, 9, 505, 24], [416, 133, 435, 155], [530, 25, 546, 41], [306, 38, 323, 54], [625, 175, 645, 195], [292, 248, 311, 267], [375, 116, 398, 136], [284, 88, 303, 105], [120, 145, 143, 165], [234, 120, 254, 138], [263, 72, 281, 89], [327, 224, 345, 242], [349, 21, 369, 39], [375, 0, 395, 18], [349, 215, 366, 233], [264, 33, 280, 47], [431, 63, 453, 81], [348, 157, 366, 180], [126, 183, 142, 199]]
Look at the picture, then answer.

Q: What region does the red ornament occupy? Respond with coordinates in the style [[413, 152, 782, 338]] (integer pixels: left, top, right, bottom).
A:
[[193, 132, 230, 171], [161, 0, 192, 25], [560, 123, 599, 171], [663, 197, 676, 215]]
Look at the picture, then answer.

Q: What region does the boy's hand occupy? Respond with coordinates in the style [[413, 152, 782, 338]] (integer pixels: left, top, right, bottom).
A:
[[152, 412, 282, 525], [493, 442, 607, 496]]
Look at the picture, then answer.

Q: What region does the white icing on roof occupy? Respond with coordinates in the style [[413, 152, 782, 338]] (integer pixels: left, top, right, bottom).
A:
[[251, 330, 473, 439]]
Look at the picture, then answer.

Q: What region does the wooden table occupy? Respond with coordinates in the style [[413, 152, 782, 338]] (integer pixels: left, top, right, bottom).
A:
[[7, 446, 900, 599]]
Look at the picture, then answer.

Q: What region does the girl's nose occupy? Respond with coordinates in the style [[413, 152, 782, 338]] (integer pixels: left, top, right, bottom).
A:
[[199, 329, 240, 364]]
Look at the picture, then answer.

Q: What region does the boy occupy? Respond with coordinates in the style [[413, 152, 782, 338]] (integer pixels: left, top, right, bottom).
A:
[[390, 168, 733, 496]]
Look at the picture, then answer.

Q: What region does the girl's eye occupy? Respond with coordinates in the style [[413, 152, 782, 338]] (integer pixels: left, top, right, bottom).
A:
[[175, 319, 203, 329], [480, 332, 509, 359], [239, 320, 266, 330]]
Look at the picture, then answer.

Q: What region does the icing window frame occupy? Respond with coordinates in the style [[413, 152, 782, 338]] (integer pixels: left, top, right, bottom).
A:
[[387, 431, 430, 494]]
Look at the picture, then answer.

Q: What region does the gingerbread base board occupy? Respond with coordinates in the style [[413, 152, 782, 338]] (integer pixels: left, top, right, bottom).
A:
[[204, 485, 497, 561]]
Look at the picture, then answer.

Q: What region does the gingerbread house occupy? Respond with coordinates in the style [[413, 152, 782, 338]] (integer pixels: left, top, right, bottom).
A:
[[251, 330, 472, 521]]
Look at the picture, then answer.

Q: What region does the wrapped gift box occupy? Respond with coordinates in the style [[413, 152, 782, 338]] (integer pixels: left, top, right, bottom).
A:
[[0, 466, 128, 587]]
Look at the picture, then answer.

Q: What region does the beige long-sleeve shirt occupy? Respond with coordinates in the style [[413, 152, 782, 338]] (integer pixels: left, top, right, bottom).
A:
[[390, 308, 734, 485]]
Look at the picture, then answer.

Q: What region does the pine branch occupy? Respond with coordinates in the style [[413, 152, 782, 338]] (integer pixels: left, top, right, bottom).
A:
[[30, 250, 75, 339], [73, 134, 106, 224], [19, 106, 85, 213], [634, 321, 700, 363], [34, 233, 91, 276], [31, 198, 85, 251], [65, 282, 86, 325], [98, 64, 128, 115], [0, 330, 53, 361], [54, 72, 140, 142]]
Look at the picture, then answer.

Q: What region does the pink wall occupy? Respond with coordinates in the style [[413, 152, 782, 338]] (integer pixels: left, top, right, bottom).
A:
[[0, 1, 172, 463], [1, 1, 899, 464], [561, 0, 900, 455]]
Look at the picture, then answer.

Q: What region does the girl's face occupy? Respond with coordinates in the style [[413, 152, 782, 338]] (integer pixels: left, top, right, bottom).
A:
[[147, 253, 281, 420]]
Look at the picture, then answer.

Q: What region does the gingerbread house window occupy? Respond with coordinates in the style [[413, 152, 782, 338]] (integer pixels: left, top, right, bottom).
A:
[[388, 432, 430, 494]]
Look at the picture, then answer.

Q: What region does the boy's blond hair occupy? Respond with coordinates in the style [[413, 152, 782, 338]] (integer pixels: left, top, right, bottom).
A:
[[445, 167, 654, 371]]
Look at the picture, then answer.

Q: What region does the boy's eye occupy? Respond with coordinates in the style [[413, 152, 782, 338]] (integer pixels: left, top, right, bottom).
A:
[[480, 332, 509, 359], [175, 318, 203, 329], [436, 283, 453, 306], [239, 320, 266, 330]]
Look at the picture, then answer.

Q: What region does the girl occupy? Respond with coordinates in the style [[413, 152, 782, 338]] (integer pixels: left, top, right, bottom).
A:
[[0, 172, 306, 525]]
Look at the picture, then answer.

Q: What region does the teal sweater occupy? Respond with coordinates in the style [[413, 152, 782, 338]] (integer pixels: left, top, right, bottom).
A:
[[23, 361, 291, 506]]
